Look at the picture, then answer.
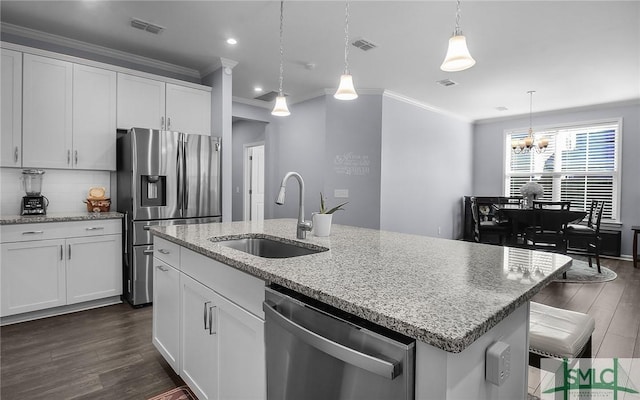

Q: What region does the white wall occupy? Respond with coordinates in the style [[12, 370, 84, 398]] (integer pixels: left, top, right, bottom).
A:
[[472, 100, 640, 256], [0, 167, 111, 215], [380, 96, 474, 239]]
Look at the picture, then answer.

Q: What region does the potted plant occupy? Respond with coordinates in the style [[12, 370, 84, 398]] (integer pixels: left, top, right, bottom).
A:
[[312, 193, 348, 237]]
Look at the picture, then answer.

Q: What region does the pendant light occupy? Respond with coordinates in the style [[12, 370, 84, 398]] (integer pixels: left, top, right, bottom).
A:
[[440, 0, 476, 72], [272, 1, 290, 116], [511, 91, 549, 154], [334, 1, 358, 100]]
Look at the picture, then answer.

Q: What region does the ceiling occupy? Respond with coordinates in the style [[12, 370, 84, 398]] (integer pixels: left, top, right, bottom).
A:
[[1, 1, 638, 122]]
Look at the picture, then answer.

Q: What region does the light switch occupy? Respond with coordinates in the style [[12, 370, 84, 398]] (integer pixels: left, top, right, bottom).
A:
[[334, 189, 349, 198]]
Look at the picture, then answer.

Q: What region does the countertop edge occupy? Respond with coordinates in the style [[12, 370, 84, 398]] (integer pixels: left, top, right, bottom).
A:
[[0, 212, 125, 225]]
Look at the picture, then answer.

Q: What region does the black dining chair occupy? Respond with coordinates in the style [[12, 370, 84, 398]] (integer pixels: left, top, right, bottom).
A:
[[470, 197, 511, 245], [525, 201, 572, 253], [565, 200, 605, 273]]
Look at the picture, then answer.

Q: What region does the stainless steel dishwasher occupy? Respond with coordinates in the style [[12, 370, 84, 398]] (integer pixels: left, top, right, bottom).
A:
[[264, 285, 415, 400]]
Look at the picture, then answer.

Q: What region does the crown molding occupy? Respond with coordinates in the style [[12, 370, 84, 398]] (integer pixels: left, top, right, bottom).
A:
[[383, 90, 471, 123], [232, 96, 272, 110], [1, 22, 201, 79]]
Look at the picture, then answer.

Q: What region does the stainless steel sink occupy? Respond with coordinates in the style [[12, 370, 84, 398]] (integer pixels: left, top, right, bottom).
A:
[[213, 236, 328, 258]]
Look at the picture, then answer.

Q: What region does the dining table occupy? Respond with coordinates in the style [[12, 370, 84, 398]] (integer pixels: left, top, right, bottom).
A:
[[493, 204, 587, 246]]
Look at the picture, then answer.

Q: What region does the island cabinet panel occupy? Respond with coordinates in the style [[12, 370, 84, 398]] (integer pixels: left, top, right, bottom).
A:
[[180, 273, 218, 400], [0, 239, 66, 316], [152, 257, 181, 372], [152, 238, 266, 400], [1, 48, 22, 167]]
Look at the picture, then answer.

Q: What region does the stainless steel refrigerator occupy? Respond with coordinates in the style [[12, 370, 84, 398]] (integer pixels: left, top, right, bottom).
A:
[[116, 128, 221, 306]]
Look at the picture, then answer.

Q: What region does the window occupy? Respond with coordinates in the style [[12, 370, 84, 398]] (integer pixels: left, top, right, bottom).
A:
[[504, 120, 621, 222]]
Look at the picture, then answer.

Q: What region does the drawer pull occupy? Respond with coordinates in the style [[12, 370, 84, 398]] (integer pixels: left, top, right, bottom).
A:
[[156, 265, 169, 272], [22, 231, 44, 235], [143, 226, 151, 230], [157, 249, 171, 255], [85, 227, 105, 231], [143, 249, 154, 255]]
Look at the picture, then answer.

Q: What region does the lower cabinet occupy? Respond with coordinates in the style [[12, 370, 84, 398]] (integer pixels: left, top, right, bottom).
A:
[[152, 238, 266, 400], [0, 219, 123, 319], [1, 239, 66, 316]]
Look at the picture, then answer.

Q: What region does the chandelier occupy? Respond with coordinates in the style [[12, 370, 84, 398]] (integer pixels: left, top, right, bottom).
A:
[[511, 91, 549, 154]]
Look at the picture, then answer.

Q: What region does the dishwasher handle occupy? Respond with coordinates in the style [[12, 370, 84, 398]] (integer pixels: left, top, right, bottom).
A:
[[263, 300, 401, 380]]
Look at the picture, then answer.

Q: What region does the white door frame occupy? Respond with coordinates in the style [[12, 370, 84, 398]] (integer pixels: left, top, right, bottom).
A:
[[243, 142, 265, 221]]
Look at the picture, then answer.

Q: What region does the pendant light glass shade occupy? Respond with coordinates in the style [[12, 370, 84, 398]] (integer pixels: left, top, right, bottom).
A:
[[272, 95, 290, 116], [440, 34, 476, 72], [334, 74, 358, 100]]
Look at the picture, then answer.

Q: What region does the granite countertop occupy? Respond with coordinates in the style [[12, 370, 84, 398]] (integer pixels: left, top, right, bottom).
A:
[[0, 212, 124, 225], [151, 218, 572, 353]]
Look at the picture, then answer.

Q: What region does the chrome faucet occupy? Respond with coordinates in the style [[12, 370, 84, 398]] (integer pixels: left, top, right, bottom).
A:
[[275, 172, 313, 239]]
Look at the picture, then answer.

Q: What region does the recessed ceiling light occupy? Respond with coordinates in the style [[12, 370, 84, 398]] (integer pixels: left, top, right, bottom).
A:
[[495, 106, 509, 111], [254, 87, 263, 92], [226, 38, 237, 45]]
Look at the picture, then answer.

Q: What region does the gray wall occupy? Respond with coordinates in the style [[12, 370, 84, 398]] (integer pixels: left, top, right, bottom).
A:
[[472, 101, 640, 256], [380, 96, 474, 239], [231, 120, 267, 221]]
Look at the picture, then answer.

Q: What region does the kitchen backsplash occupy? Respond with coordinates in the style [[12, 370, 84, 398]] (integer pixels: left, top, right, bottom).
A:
[[0, 168, 111, 215]]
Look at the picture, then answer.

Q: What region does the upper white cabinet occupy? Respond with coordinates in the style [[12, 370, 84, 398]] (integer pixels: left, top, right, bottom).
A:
[[1, 49, 22, 167], [22, 54, 117, 170], [117, 74, 166, 131], [22, 53, 73, 169], [72, 64, 117, 170], [165, 83, 212, 135], [117, 73, 211, 135]]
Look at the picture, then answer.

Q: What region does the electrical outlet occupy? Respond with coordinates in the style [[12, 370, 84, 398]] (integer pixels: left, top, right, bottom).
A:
[[334, 189, 349, 198], [486, 341, 511, 386], [438, 227, 442, 236]]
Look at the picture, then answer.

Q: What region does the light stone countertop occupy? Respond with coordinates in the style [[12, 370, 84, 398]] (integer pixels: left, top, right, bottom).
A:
[[0, 212, 124, 225], [151, 218, 572, 353]]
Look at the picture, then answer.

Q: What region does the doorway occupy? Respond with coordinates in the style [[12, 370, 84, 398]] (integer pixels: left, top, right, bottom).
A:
[[244, 143, 265, 221]]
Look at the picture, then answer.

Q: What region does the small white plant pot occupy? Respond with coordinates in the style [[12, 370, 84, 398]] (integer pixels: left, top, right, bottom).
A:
[[312, 213, 333, 237]]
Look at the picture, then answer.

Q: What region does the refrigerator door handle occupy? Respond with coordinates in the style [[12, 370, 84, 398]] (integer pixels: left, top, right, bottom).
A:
[[176, 135, 183, 217], [183, 137, 189, 212]]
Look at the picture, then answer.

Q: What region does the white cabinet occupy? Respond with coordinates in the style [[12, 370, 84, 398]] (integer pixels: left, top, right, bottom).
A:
[[22, 53, 73, 169], [152, 238, 266, 400], [22, 54, 117, 170], [1, 239, 66, 316], [1, 49, 22, 167], [181, 273, 218, 400], [66, 234, 122, 304], [117, 73, 211, 135], [72, 64, 117, 170], [0, 219, 123, 320], [152, 257, 181, 372]]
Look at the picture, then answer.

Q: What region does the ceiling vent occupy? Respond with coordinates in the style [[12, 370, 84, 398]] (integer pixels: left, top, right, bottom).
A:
[[436, 79, 458, 87], [351, 38, 378, 51], [254, 91, 280, 102], [130, 18, 165, 35]]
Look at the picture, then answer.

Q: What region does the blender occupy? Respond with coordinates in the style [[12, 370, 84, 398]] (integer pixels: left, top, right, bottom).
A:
[[21, 169, 48, 215]]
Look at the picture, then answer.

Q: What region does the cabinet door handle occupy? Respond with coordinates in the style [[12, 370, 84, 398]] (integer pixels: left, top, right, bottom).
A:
[[68, 244, 71, 260], [156, 265, 169, 272], [67, 150, 71, 165], [167, 117, 171, 130], [60, 245, 63, 261], [74, 150, 78, 165], [143, 249, 154, 255], [143, 226, 151, 230], [14, 147, 19, 163], [157, 249, 170, 255], [209, 305, 217, 335], [22, 231, 44, 235], [85, 227, 104, 231], [203, 301, 212, 330], [161, 116, 165, 130]]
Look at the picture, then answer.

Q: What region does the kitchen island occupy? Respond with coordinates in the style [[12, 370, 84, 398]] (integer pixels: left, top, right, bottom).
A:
[[151, 218, 572, 400]]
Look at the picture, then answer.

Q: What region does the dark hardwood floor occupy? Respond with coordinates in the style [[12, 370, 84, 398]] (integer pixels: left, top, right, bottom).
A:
[[1, 258, 637, 400], [0, 303, 183, 400]]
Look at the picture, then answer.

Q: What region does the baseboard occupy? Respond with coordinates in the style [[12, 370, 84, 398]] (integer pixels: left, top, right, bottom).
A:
[[0, 296, 122, 326]]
